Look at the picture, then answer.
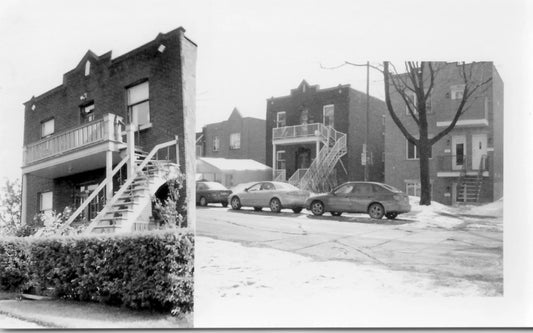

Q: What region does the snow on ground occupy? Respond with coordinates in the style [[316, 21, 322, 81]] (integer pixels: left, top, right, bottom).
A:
[[195, 236, 495, 327], [401, 197, 503, 231]]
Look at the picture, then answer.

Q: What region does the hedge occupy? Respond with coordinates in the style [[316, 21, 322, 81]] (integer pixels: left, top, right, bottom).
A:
[[0, 230, 194, 315]]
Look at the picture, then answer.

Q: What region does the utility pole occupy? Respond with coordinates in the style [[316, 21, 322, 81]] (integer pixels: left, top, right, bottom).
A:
[[364, 61, 370, 181]]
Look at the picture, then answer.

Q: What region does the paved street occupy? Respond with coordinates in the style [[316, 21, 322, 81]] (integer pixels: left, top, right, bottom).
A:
[[196, 205, 503, 295]]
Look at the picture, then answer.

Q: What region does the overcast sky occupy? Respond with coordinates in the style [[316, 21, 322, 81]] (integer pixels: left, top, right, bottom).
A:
[[0, 0, 530, 182]]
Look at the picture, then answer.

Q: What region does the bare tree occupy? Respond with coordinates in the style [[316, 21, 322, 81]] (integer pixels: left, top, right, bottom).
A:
[[383, 61, 492, 205]]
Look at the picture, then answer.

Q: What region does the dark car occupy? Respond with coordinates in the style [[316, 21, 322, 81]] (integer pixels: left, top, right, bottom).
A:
[[196, 181, 232, 207], [305, 182, 411, 219]]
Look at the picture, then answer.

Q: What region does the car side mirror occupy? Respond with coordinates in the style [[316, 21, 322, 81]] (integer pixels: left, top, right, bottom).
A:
[[244, 187, 249, 192]]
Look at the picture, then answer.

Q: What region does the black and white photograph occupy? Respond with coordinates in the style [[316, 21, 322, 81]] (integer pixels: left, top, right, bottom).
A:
[[0, 0, 532, 329]]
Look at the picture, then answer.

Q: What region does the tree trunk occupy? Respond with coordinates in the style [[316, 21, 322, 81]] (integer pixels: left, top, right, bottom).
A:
[[418, 138, 432, 205]]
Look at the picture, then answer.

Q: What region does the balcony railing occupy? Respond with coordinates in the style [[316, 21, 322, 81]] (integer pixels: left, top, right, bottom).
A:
[[273, 123, 329, 142], [436, 154, 489, 173], [23, 113, 124, 166]]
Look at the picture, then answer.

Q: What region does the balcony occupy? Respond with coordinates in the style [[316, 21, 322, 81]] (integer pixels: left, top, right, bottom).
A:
[[436, 154, 490, 177], [22, 114, 126, 178], [272, 123, 329, 145]]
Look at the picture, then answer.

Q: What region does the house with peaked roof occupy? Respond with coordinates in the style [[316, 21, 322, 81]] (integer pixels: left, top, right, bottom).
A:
[[21, 27, 197, 232], [265, 80, 387, 192], [198, 108, 266, 164]]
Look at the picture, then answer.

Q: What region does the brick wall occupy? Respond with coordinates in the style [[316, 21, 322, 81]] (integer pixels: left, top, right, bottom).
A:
[[22, 28, 197, 223]]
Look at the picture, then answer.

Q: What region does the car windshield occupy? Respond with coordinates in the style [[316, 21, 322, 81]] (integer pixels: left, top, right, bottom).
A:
[[275, 182, 300, 191], [203, 182, 228, 190], [379, 183, 402, 193]]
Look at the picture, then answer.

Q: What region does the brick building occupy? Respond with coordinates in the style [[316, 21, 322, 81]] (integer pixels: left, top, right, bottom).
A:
[[199, 108, 266, 164], [266, 80, 387, 192], [21, 27, 197, 231], [384, 62, 503, 205]]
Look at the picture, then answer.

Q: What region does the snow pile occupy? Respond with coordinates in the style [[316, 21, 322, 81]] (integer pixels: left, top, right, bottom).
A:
[[467, 198, 503, 217], [195, 236, 497, 327], [402, 196, 463, 229]]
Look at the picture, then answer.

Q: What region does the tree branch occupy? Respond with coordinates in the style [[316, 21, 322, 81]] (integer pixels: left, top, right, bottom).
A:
[[383, 62, 418, 146]]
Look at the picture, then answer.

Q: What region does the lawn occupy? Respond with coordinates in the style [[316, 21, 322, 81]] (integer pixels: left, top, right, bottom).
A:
[[0, 292, 192, 328]]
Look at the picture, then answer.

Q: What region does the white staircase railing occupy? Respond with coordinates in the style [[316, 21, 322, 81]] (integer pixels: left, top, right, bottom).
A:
[[60, 155, 130, 231], [84, 139, 178, 233], [296, 127, 347, 192]]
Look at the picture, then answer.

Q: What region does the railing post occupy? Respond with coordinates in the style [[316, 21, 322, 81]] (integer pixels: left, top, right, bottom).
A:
[[272, 143, 277, 179], [175, 135, 180, 167], [106, 149, 113, 203], [126, 124, 136, 177]]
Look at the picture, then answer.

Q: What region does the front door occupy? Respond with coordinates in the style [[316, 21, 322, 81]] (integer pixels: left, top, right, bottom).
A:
[[471, 133, 488, 170], [451, 135, 466, 170], [296, 148, 311, 169]]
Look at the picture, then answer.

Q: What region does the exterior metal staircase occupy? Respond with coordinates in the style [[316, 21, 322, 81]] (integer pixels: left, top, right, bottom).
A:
[[60, 131, 180, 234], [289, 127, 347, 193], [457, 154, 487, 203]]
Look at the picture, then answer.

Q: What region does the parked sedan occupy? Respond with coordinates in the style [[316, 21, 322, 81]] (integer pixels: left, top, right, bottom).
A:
[[229, 181, 310, 213], [305, 182, 411, 219], [196, 181, 232, 207]]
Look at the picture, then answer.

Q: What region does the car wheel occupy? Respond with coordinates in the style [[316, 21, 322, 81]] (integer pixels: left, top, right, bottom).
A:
[[386, 212, 398, 220], [221, 202, 228, 208], [331, 212, 342, 217], [230, 197, 241, 210], [270, 198, 282, 213], [253, 207, 262, 212], [199, 196, 208, 207], [292, 208, 302, 214], [368, 203, 385, 219], [310, 201, 325, 216]]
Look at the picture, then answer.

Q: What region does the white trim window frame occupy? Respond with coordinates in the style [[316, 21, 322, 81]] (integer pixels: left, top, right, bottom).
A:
[[127, 81, 151, 129], [212, 136, 220, 152], [39, 191, 53, 213], [405, 91, 432, 115], [276, 111, 286, 128], [406, 139, 433, 160], [229, 132, 241, 150], [405, 181, 432, 197], [276, 150, 286, 170], [41, 118, 55, 138], [323, 104, 335, 128], [450, 84, 465, 100]]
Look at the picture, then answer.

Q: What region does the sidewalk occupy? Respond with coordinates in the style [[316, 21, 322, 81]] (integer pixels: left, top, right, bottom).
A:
[[0, 292, 192, 328]]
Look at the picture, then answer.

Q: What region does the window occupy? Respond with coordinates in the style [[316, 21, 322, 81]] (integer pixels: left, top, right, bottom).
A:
[[406, 183, 421, 197], [323, 104, 334, 127], [276, 150, 286, 170], [213, 136, 220, 151], [276, 112, 286, 128], [484, 97, 489, 119], [405, 91, 432, 114], [41, 119, 55, 138], [406, 140, 432, 160], [229, 133, 241, 149], [81, 103, 95, 123], [247, 183, 262, 192], [85, 61, 91, 76], [334, 184, 354, 195], [353, 183, 374, 194], [39, 191, 53, 213], [300, 109, 309, 125], [451, 84, 465, 100], [406, 182, 432, 197], [127, 81, 150, 128]]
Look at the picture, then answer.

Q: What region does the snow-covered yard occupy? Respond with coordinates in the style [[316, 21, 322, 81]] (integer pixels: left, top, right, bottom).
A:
[[195, 200, 504, 327]]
